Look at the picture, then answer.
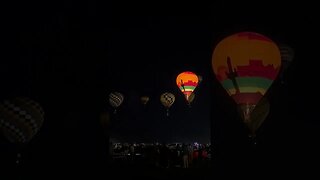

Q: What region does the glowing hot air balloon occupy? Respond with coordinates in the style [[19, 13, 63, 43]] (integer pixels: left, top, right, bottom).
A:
[[109, 92, 124, 114], [212, 32, 281, 136], [160, 92, 175, 116], [176, 71, 199, 105]]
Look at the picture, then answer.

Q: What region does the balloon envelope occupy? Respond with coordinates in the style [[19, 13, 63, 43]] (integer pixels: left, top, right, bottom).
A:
[[176, 71, 199, 102], [212, 32, 281, 124], [109, 92, 124, 108], [140, 96, 150, 105], [0, 97, 44, 144], [160, 92, 175, 116], [160, 92, 175, 108]]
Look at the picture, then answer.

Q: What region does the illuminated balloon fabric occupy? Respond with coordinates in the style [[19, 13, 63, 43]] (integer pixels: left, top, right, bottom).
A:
[[140, 96, 150, 105], [109, 92, 124, 108], [0, 97, 44, 144], [212, 32, 281, 121], [176, 71, 199, 101], [160, 93, 175, 108], [237, 97, 270, 135]]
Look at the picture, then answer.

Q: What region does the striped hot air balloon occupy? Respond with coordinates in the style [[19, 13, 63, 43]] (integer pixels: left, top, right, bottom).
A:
[[160, 92, 175, 116], [109, 92, 124, 114], [0, 97, 44, 144], [176, 71, 199, 105], [212, 32, 281, 136]]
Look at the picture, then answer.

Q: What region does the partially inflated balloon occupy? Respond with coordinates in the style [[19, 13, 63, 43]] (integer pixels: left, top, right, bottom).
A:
[[160, 92, 175, 116], [212, 32, 281, 131], [0, 97, 44, 144], [176, 71, 199, 104]]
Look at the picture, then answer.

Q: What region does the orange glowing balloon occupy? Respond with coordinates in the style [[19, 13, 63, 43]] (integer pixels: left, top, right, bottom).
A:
[[212, 32, 281, 135], [176, 71, 199, 104]]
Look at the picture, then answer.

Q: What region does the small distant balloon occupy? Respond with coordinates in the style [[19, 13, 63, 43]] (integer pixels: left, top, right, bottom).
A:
[[160, 92, 175, 116], [0, 97, 44, 144], [176, 71, 199, 105], [109, 92, 124, 114], [140, 96, 150, 105]]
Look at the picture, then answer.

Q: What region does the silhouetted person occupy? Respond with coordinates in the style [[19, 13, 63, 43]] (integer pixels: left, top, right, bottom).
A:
[[159, 143, 169, 168]]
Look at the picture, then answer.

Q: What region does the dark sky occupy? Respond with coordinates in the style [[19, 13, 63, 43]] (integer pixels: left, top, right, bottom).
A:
[[1, 1, 319, 176]]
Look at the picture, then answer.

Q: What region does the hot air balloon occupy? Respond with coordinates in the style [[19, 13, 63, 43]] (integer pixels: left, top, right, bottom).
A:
[[212, 32, 281, 136], [160, 92, 175, 116], [0, 97, 44, 144], [109, 92, 124, 114], [140, 96, 150, 105], [0, 97, 44, 166], [176, 71, 199, 105]]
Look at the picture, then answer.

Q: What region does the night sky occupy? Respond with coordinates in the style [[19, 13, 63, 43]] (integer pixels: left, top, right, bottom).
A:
[[1, 1, 319, 177]]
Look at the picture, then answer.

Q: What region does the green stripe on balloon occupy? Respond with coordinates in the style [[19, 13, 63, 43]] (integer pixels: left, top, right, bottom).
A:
[[224, 87, 267, 94], [179, 86, 196, 91], [222, 77, 272, 93]]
